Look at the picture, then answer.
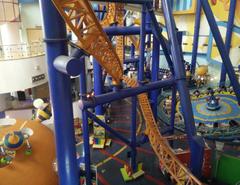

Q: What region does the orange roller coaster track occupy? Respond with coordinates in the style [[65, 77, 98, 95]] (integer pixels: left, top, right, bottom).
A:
[[52, 0, 123, 83], [51, 0, 202, 184], [101, 3, 125, 65]]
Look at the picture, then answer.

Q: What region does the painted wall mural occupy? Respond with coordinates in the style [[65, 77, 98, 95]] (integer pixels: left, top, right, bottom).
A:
[[162, 0, 240, 67], [208, 0, 240, 65]]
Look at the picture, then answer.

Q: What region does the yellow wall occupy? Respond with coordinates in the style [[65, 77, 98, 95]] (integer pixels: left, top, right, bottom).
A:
[[159, 0, 240, 66]]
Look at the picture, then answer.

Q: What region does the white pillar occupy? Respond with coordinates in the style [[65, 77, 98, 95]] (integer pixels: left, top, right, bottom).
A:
[[0, 22, 22, 59]]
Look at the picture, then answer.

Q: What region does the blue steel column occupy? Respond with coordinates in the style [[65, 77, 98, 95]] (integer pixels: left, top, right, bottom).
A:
[[39, 1, 79, 185], [131, 44, 135, 58], [82, 111, 91, 185], [145, 2, 174, 74], [170, 85, 177, 134], [79, 58, 87, 98], [200, 0, 240, 103], [146, 13, 152, 48], [93, 59, 103, 115], [219, 0, 237, 86], [138, 4, 146, 81], [151, 35, 160, 119], [162, 0, 204, 177], [130, 44, 136, 69], [131, 96, 137, 172], [147, 34, 151, 48], [177, 31, 184, 63], [79, 59, 92, 185], [191, 0, 201, 75]]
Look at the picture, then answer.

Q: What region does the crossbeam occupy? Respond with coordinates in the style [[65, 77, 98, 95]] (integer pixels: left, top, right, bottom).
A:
[[52, 0, 123, 83]]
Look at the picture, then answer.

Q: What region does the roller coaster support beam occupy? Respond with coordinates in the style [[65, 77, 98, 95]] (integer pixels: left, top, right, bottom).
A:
[[70, 48, 85, 58], [151, 35, 160, 119], [170, 85, 177, 135], [130, 44, 136, 68], [138, 4, 146, 81], [162, 0, 204, 177], [54, 55, 84, 76], [82, 110, 91, 185], [39, 1, 79, 185], [93, 58, 104, 115], [200, 0, 240, 103], [79, 78, 174, 109], [79, 57, 87, 99], [219, 0, 237, 87], [79, 59, 92, 185], [145, 2, 174, 74], [125, 58, 139, 64], [87, 111, 132, 147], [104, 26, 152, 36], [131, 44, 135, 58], [131, 96, 137, 172], [146, 13, 152, 48], [177, 31, 184, 62], [191, 0, 201, 75]]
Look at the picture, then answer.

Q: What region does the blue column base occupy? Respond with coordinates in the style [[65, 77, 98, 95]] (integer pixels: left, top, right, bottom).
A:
[[189, 136, 205, 178]]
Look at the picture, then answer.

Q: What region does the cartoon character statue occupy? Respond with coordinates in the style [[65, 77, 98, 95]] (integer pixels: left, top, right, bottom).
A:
[[33, 99, 52, 122]]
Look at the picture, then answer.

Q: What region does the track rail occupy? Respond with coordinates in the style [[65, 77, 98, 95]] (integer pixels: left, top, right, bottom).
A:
[[101, 3, 125, 64], [52, 0, 123, 83], [115, 3, 125, 65], [100, 3, 115, 26], [51, 1, 202, 184], [122, 76, 202, 185]]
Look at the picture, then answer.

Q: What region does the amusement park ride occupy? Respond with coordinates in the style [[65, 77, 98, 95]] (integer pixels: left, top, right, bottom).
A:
[[40, 0, 240, 184], [1, 0, 240, 185]]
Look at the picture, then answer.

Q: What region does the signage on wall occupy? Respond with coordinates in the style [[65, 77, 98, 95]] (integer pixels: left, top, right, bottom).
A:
[[32, 74, 45, 83]]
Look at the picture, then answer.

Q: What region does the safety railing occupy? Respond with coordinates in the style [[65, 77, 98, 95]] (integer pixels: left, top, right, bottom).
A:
[[0, 42, 45, 61]]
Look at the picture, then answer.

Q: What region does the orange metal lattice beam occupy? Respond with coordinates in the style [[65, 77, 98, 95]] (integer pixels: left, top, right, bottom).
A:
[[52, 0, 123, 83]]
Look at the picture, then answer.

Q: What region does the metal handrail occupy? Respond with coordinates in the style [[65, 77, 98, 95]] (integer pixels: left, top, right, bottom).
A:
[[0, 42, 45, 61]]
